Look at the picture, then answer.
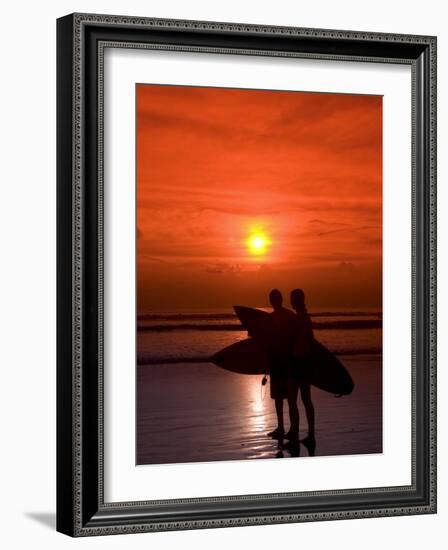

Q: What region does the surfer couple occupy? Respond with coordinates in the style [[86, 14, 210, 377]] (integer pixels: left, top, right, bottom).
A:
[[265, 288, 315, 450]]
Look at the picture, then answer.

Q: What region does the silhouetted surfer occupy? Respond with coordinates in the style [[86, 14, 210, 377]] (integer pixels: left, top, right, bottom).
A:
[[265, 289, 297, 441], [289, 288, 316, 452]]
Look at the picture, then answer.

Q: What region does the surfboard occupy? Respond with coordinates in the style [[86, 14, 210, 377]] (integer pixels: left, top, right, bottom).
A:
[[226, 305, 354, 395], [233, 306, 271, 338], [211, 338, 269, 375]]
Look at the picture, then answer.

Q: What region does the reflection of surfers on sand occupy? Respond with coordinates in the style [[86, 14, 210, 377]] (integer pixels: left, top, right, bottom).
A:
[[137, 357, 381, 465]]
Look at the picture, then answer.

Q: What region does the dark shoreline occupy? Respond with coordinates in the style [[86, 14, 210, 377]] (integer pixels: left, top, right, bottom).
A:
[[138, 319, 382, 332], [138, 311, 382, 322], [137, 350, 382, 365]]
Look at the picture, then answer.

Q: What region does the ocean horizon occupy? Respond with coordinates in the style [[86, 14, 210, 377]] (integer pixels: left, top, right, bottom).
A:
[[137, 306, 382, 366]]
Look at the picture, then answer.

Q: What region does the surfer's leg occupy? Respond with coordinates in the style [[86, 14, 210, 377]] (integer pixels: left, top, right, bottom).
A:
[[275, 398, 284, 432], [300, 383, 315, 438], [268, 399, 285, 438], [268, 356, 286, 437]]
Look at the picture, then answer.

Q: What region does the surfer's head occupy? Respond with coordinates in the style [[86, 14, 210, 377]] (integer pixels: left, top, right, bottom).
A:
[[290, 288, 306, 312], [269, 288, 283, 309]]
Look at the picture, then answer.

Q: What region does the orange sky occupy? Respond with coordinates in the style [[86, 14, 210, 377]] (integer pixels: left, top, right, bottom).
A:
[[136, 84, 382, 311]]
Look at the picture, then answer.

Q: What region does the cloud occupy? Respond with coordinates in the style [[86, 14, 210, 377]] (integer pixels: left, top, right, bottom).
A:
[[138, 109, 243, 142], [263, 93, 382, 153], [205, 263, 243, 274], [316, 225, 377, 237], [308, 219, 351, 227]]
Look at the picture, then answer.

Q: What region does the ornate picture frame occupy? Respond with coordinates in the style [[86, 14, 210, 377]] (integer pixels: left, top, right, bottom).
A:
[[57, 13, 436, 536]]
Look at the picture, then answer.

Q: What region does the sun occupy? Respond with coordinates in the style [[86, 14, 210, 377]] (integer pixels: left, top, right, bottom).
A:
[[247, 233, 270, 255]]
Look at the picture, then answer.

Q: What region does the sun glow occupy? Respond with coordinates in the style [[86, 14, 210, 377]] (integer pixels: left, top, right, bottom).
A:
[[247, 232, 270, 255]]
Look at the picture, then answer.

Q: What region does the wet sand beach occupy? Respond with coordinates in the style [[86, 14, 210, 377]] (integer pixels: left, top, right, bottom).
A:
[[137, 355, 382, 465]]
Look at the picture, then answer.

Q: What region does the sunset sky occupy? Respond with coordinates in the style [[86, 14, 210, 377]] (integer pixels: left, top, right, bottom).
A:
[[136, 84, 382, 311]]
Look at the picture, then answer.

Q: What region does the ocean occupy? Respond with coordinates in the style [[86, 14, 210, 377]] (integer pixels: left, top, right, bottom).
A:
[[137, 307, 382, 366]]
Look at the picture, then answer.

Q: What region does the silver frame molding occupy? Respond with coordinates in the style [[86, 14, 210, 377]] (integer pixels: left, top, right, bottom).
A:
[[57, 13, 437, 537]]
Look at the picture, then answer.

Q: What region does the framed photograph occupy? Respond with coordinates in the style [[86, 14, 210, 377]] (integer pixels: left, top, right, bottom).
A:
[[57, 13, 437, 536]]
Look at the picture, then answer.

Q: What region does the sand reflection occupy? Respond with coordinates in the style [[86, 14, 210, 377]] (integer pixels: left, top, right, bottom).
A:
[[245, 375, 270, 432]]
